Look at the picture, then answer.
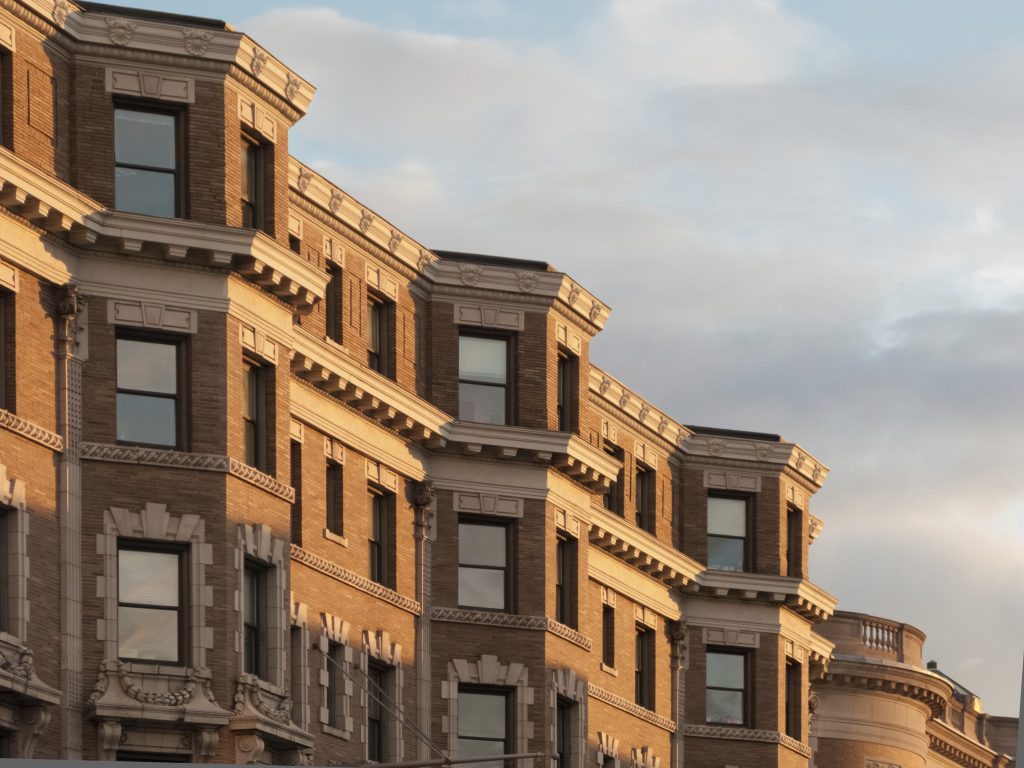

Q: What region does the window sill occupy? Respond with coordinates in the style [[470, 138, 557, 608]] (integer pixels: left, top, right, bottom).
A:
[[119, 661, 189, 677], [600, 663, 618, 677], [322, 723, 351, 740], [323, 529, 349, 547]]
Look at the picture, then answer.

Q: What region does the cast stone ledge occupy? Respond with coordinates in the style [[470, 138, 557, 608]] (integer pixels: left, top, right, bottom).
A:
[[430, 607, 592, 651], [587, 683, 676, 732], [0, 409, 64, 451], [682, 724, 812, 758]]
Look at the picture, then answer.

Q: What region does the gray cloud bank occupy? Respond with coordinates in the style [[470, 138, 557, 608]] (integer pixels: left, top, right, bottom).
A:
[[245, 0, 1024, 713]]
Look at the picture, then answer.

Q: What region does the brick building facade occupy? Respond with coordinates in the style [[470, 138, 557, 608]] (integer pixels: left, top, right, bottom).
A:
[[0, 1, 1015, 765]]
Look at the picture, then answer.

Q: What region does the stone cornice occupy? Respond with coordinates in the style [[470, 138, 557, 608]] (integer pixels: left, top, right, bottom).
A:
[[927, 719, 1009, 768], [290, 545, 421, 615], [695, 570, 837, 622], [227, 459, 295, 503], [822, 657, 952, 718], [683, 433, 829, 489], [588, 506, 701, 590], [0, 409, 63, 451], [682, 724, 811, 758], [589, 366, 689, 450], [430, 608, 592, 651], [587, 683, 676, 732]]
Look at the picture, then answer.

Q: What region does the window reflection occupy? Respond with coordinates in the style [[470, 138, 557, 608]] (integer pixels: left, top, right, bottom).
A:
[[459, 335, 509, 425], [114, 108, 178, 217]]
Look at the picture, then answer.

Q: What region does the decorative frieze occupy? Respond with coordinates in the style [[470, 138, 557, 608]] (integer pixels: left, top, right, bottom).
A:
[[107, 298, 198, 334], [430, 608, 592, 651], [81, 442, 226, 470], [452, 491, 522, 518], [587, 684, 676, 732], [240, 322, 278, 363], [291, 545, 421, 615], [442, 654, 534, 759], [229, 459, 296, 502], [452, 300, 525, 331], [704, 470, 762, 493], [366, 263, 399, 301], [682, 724, 811, 757], [703, 627, 759, 649], [0, 409, 64, 451], [556, 321, 583, 355], [106, 67, 194, 103], [366, 459, 399, 493]]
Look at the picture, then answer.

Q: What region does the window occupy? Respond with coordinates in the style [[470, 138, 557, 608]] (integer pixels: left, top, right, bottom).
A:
[[556, 352, 576, 432], [0, 51, 10, 149], [602, 604, 615, 668], [603, 445, 624, 516], [459, 334, 510, 425], [458, 521, 509, 611], [326, 461, 343, 536], [706, 650, 747, 726], [786, 506, 802, 578], [116, 335, 182, 448], [635, 625, 654, 709], [117, 545, 185, 664], [634, 465, 653, 533], [290, 441, 303, 546], [555, 535, 577, 628], [244, 562, 267, 678], [367, 661, 390, 761], [457, 688, 510, 768], [369, 491, 391, 587], [327, 640, 345, 728], [707, 496, 748, 572], [367, 295, 392, 377], [325, 264, 343, 344], [289, 235, 301, 254], [0, 292, 8, 411], [240, 136, 265, 230], [785, 660, 801, 739], [114, 107, 180, 217], [242, 359, 266, 470], [556, 698, 572, 768], [290, 625, 306, 727]]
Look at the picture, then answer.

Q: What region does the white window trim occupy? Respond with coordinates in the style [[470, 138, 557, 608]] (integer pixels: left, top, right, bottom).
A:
[[235, 523, 289, 687], [595, 732, 621, 768], [318, 612, 354, 739], [361, 629, 405, 762], [0, 463, 29, 642], [290, 597, 311, 730], [550, 669, 587, 768]]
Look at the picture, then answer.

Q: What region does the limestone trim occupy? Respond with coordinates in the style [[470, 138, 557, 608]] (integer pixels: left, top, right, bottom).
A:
[[822, 658, 951, 718], [318, 612, 354, 739], [589, 367, 687, 449], [360, 629, 406, 760], [430, 607, 593, 651], [587, 550, 682, 621], [81, 442, 227, 470], [0, 17, 13, 52], [703, 470, 762, 493], [0, 464, 30, 640], [289, 599, 311, 732], [682, 724, 811, 757], [588, 507, 701, 590], [550, 669, 588, 768], [694, 570, 836, 622], [107, 297, 198, 333], [238, 93, 277, 143], [629, 746, 661, 768], [587, 683, 676, 732], [105, 65, 194, 103], [596, 732, 621, 768], [702, 626, 760, 649], [0, 409, 64, 451], [366, 263, 400, 301], [454, 490, 523, 518], [366, 458, 400, 493], [454, 300, 527, 331], [291, 544, 422, 615], [441, 654, 535, 760], [228, 459, 296, 502], [0, 257, 17, 291], [927, 718, 1007, 768], [240, 321, 278, 364], [682, 433, 830, 489]]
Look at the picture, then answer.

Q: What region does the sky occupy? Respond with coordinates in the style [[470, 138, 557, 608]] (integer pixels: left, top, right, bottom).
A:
[[125, 0, 1023, 714]]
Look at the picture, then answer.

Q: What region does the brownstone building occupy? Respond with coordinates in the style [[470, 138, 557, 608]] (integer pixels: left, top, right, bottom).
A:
[[0, 1, 1015, 765]]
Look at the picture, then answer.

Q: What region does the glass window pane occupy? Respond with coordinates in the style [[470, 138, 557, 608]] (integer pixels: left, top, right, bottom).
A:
[[708, 497, 746, 536], [118, 606, 178, 661], [459, 524, 506, 566], [115, 167, 176, 217], [459, 382, 506, 425], [456, 739, 505, 768], [119, 550, 179, 606], [245, 568, 260, 624], [707, 689, 744, 724], [707, 535, 745, 572], [116, 393, 177, 446], [707, 652, 745, 689], [459, 336, 506, 384], [115, 109, 176, 168], [117, 339, 177, 393], [458, 692, 507, 738], [458, 567, 505, 610]]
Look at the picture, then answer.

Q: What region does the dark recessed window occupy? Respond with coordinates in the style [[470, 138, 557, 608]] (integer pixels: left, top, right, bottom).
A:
[[556, 697, 572, 768], [706, 650, 747, 726], [635, 625, 654, 709], [289, 235, 301, 254], [785, 659, 801, 738], [458, 521, 509, 611], [603, 444, 624, 516], [457, 688, 509, 768], [367, 661, 390, 761], [243, 562, 267, 678], [707, 496, 748, 572], [117, 545, 185, 664], [459, 334, 510, 425], [290, 440, 302, 546], [367, 295, 392, 377], [556, 352, 576, 432], [602, 604, 615, 668], [114, 107, 179, 217], [240, 136, 265, 230], [116, 336, 182, 448], [786, 506, 803, 578], [325, 264, 343, 344], [555, 535, 577, 628], [326, 461, 343, 537], [242, 359, 266, 470], [327, 639, 344, 728], [635, 465, 653, 533], [0, 51, 10, 149], [0, 291, 8, 412], [369, 491, 392, 587]]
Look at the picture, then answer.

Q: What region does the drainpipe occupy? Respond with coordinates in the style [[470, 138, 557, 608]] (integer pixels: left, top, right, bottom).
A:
[[56, 284, 85, 759], [669, 621, 688, 768], [413, 480, 437, 761]]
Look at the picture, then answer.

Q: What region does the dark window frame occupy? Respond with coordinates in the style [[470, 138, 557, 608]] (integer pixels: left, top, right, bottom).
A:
[[556, 350, 577, 433], [458, 330, 514, 426], [289, 234, 301, 254], [367, 291, 394, 378], [367, 659, 391, 762], [325, 263, 343, 344], [554, 534, 577, 629], [113, 101, 185, 218], [242, 356, 267, 471], [115, 330, 187, 450], [785, 659, 801, 739], [635, 624, 655, 710], [368, 488, 393, 588], [602, 443, 624, 516], [555, 696, 573, 768], [0, 290, 8, 412], [706, 648, 750, 727], [456, 685, 512, 768], [116, 540, 188, 666], [290, 440, 303, 546], [457, 518, 513, 612], [786, 505, 803, 578], [326, 460, 344, 537], [243, 559, 268, 679], [240, 133, 266, 231], [601, 603, 615, 668], [634, 463, 654, 533], [326, 639, 345, 728], [0, 50, 11, 150], [707, 493, 752, 572]]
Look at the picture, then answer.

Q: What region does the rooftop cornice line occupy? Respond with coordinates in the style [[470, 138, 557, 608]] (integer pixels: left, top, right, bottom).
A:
[[683, 433, 830, 488], [822, 657, 953, 718], [588, 366, 689, 450], [927, 719, 1010, 768]]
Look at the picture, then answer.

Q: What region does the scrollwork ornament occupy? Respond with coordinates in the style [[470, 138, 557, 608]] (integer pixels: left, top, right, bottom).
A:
[[707, 439, 725, 457], [412, 479, 435, 509], [638, 403, 650, 423], [359, 209, 373, 234], [568, 282, 581, 306], [516, 269, 539, 294], [106, 17, 137, 46], [599, 376, 612, 396], [458, 263, 483, 286], [297, 167, 312, 194], [182, 28, 214, 56], [329, 189, 343, 214], [57, 283, 79, 319], [251, 47, 268, 77], [388, 230, 402, 253], [285, 73, 301, 102], [657, 416, 668, 434], [417, 249, 432, 272], [618, 392, 630, 409], [589, 299, 602, 322], [754, 443, 771, 460], [52, 0, 70, 26]]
